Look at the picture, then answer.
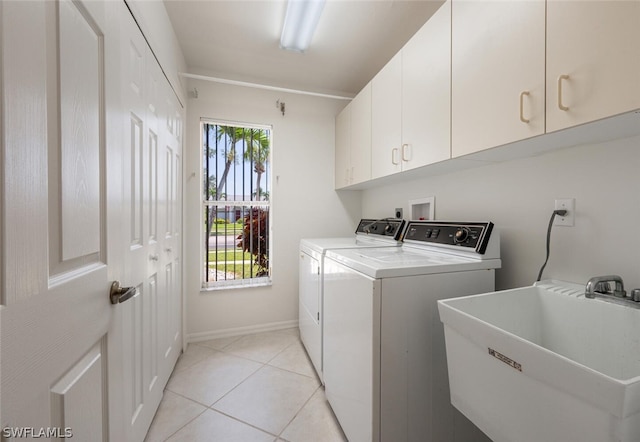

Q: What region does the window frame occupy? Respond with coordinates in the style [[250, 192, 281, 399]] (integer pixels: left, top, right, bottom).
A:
[[200, 118, 273, 291]]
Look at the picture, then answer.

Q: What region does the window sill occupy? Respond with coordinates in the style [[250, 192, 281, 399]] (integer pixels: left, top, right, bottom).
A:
[[200, 277, 272, 293]]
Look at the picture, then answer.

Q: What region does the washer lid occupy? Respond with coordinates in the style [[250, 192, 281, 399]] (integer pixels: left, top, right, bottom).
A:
[[325, 246, 501, 279], [300, 235, 401, 255]]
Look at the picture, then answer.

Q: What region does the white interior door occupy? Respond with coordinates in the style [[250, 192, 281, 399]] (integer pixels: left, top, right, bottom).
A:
[[1, 1, 183, 440], [1, 0, 115, 439]]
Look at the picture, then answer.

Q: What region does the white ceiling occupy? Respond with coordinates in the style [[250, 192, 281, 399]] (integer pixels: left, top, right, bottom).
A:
[[163, 0, 445, 98]]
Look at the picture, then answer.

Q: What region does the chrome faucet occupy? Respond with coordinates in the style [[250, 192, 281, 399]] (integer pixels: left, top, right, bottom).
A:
[[585, 275, 640, 307], [585, 275, 626, 299]]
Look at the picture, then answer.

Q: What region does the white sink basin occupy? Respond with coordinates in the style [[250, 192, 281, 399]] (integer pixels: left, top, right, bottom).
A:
[[438, 280, 640, 442]]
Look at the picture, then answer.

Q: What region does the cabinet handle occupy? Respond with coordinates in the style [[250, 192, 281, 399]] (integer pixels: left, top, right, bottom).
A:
[[392, 148, 399, 165], [557, 74, 570, 111], [519, 91, 530, 123], [401, 144, 411, 162], [345, 168, 349, 185]]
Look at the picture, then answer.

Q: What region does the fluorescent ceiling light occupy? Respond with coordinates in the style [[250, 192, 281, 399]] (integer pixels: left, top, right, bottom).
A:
[[280, 0, 326, 53]]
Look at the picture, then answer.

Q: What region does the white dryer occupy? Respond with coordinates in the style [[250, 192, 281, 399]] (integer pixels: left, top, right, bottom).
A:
[[323, 221, 501, 442], [299, 218, 406, 382]]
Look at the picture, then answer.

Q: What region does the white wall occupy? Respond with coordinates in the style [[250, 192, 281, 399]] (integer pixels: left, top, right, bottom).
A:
[[184, 79, 361, 339], [362, 135, 640, 291]]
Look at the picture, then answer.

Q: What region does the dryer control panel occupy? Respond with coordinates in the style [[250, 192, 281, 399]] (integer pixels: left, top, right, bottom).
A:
[[355, 218, 406, 241], [403, 221, 494, 254]]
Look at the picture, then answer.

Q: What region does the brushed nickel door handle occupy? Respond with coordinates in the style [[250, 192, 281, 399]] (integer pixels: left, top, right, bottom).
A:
[[110, 281, 137, 305]]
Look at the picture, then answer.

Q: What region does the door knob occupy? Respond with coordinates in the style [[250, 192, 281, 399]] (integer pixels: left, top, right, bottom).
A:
[[110, 281, 137, 305]]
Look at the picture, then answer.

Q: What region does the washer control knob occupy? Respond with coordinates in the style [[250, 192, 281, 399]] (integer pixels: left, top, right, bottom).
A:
[[384, 224, 394, 234], [454, 227, 469, 243]]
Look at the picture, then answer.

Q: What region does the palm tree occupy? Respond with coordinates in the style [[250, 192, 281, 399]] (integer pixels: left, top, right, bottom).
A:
[[204, 124, 246, 238], [214, 125, 245, 199], [214, 126, 270, 200], [252, 188, 269, 201], [242, 128, 270, 201]]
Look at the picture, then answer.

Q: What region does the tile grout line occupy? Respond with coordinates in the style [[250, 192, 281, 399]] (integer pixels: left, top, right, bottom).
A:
[[206, 406, 280, 439], [159, 408, 209, 442], [208, 363, 267, 409], [162, 386, 215, 409], [276, 384, 324, 440]]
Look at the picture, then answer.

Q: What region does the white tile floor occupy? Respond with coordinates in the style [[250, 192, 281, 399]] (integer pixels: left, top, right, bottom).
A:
[[144, 328, 347, 442]]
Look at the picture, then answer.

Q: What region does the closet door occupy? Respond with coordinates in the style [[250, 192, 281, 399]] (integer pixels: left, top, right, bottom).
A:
[[0, 2, 183, 440], [109, 5, 183, 441]]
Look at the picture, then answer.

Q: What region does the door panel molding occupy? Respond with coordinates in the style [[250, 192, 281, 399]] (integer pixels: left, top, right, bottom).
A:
[[51, 338, 107, 441], [49, 0, 107, 280]]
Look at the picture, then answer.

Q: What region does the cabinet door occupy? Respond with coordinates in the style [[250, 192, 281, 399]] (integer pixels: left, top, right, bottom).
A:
[[372, 53, 402, 179], [451, 0, 545, 157], [546, 0, 640, 133], [402, 0, 451, 170], [335, 103, 351, 189], [350, 83, 372, 185]]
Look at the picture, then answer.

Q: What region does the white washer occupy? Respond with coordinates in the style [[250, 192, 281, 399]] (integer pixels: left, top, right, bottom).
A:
[[299, 218, 406, 383], [323, 221, 501, 442]]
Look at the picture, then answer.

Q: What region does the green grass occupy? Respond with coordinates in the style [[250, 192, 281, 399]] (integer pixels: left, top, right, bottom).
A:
[[208, 250, 250, 261], [208, 261, 261, 278], [209, 224, 242, 236], [205, 227, 266, 278], [209, 224, 243, 236], [206, 249, 262, 278]]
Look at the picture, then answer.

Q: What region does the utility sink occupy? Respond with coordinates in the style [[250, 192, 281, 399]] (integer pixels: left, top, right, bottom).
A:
[[438, 280, 640, 442]]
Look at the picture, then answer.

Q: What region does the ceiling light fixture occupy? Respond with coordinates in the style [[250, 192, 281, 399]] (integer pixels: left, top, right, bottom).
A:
[[280, 0, 326, 53]]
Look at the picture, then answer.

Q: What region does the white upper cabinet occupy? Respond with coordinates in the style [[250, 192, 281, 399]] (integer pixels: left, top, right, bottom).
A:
[[371, 53, 402, 179], [350, 83, 372, 185], [452, 0, 545, 158], [337, 0, 640, 189], [335, 102, 351, 189], [335, 84, 372, 188], [402, 0, 451, 171], [371, 1, 451, 180], [546, 0, 640, 133]]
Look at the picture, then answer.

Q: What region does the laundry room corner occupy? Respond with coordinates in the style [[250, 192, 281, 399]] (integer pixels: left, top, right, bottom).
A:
[[183, 79, 363, 342]]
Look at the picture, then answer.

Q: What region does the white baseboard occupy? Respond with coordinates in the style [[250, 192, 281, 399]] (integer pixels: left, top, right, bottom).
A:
[[186, 319, 299, 344]]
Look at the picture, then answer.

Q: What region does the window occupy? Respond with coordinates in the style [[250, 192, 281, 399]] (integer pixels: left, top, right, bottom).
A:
[[202, 121, 271, 289]]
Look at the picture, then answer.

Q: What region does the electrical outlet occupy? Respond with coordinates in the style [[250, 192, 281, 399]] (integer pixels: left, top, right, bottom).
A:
[[395, 208, 403, 219], [554, 198, 575, 226]]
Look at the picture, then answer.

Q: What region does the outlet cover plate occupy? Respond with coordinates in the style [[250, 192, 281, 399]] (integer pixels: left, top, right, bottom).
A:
[[554, 198, 575, 226]]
